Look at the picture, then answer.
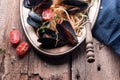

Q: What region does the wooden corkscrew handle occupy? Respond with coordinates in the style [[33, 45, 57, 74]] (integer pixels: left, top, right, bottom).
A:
[[85, 22, 95, 63]]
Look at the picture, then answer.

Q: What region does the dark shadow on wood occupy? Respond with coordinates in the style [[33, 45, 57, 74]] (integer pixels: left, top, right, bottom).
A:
[[30, 46, 71, 65], [71, 41, 86, 62]]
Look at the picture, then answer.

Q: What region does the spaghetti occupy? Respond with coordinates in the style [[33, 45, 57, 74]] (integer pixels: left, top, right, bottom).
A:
[[45, 0, 91, 37]]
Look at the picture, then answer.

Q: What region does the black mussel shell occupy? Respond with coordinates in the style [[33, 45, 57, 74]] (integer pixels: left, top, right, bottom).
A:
[[63, 0, 88, 14], [28, 11, 43, 22], [40, 0, 53, 9], [38, 28, 56, 39], [56, 20, 78, 45], [29, 0, 43, 6], [63, 0, 88, 7], [27, 16, 40, 28], [67, 6, 87, 14], [37, 28, 66, 48], [23, 0, 43, 9], [23, 0, 31, 8], [38, 38, 56, 48], [38, 38, 66, 48]]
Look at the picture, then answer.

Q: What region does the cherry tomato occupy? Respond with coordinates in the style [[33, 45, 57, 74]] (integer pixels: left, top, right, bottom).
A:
[[9, 29, 20, 44], [16, 42, 29, 56], [42, 8, 53, 20]]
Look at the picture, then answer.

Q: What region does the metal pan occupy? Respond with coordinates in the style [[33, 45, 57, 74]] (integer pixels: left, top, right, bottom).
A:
[[20, 0, 101, 56]]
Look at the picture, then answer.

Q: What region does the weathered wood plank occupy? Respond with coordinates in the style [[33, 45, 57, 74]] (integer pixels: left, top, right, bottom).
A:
[[0, 0, 29, 80], [0, 0, 10, 79], [19, 74, 28, 80], [28, 49, 70, 80], [72, 39, 120, 80], [30, 74, 40, 80], [2, 0, 120, 80], [0, 0, 70, 80], [71, 42, 87, 80]]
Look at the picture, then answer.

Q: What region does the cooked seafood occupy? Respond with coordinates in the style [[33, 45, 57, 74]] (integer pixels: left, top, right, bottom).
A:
[[28, 11, 43, 23], [23, 0, 91, 48], [63, 0, 88, 7], [63, 0, 88, 14], [23, 0, 43, 9], [23, 0, 53, 11], [56, 20, 78, 45], [27, 16, 40, 28], [37, 28, 66, 48], [27, 11, 43, 28]]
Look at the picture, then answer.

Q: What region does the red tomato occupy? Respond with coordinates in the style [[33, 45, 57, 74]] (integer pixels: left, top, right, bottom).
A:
[[16, 42, 29, 56], [42, 8, 53, 20], [9, 29, 20, 44]]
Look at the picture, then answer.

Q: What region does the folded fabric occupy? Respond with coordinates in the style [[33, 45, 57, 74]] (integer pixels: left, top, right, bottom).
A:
[[92, 0, 120, 54]]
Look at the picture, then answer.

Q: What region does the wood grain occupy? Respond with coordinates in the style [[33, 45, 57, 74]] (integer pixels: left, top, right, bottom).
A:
[[72, 39, 120, 80], [1, 0, 120, 80], [28, 49, 70, 80], [0, 0, 70, 80]]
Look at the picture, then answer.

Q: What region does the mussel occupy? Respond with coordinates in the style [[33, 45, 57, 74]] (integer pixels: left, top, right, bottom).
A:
[[28, 11, 43, 22], [23, 0, 43, 9], [56, 20, 78, 45], [27, 11, 43, 28], [63, 0, 88, 14], [63, 0, 88, 7], [33, 0, 53, 12], [23, 0, 52, 10], [39, 0, 53, 9], [37, 28, 66, 48], [27, 16, 40, 28]]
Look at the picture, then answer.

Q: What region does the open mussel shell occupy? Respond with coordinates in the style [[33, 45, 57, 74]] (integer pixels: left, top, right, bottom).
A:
[[27, 16, 40, 28], [37, 28, 66, 48], [38, 38, 66, 48], [23, 0, 43, 9], [56, 20, 78, 45], [39, 0, 53, 9], [63, 0, 88, 14], [67, 6, 88, 14], [23, 0, 52, 9], [23, 0, 31, 8], [63, 0, 88, 7]]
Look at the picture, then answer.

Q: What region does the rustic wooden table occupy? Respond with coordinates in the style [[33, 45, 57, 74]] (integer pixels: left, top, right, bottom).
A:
[[0, 0, 120, 80]]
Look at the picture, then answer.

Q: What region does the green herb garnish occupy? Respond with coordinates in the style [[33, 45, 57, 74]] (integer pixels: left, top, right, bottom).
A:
[[39, 21, 48, 32]]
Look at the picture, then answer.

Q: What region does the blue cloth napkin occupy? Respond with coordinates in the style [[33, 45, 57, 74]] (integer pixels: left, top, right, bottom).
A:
[[92, 0, 120, 54]]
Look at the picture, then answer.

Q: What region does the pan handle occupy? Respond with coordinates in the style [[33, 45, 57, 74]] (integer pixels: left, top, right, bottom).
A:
[[85, 21, 95, 63]]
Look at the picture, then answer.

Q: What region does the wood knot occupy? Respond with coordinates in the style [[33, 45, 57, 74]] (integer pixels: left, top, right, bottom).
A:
[[75, 74, 80, 79], [75, 69, 80, 80], [97, 64, 101, 71]]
